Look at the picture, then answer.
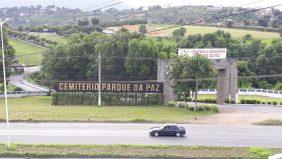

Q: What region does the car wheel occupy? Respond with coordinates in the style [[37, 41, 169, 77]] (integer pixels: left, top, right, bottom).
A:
[[154, 132, 159, 137], [176, 133, 181, 137]]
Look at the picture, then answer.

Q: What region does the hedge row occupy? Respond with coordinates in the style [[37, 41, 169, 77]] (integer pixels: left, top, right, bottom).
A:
[[241, 99, 281, 105], [52, 92, 164, 106], [8, 30, 58, 47]]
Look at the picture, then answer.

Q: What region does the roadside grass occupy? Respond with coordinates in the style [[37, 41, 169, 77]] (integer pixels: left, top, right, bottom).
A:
[[8, 38, 44, 65], [0, 96, 215, 123], [1, 144, 281, 159], [198, 94, 282, 103], [29, 32, 68, 45], [254, 119, 282, 126]]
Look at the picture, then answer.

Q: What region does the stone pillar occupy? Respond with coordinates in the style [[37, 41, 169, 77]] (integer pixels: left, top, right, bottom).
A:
[[217, 69, 227, 104], [213, 59, 238, 104], [229, 59, 238, 102], [157, 59, 175, 105]]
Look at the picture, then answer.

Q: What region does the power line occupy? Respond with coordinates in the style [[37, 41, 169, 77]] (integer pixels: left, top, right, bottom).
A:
[[6, 3, 282, 61], [175, 74, 282, 82]]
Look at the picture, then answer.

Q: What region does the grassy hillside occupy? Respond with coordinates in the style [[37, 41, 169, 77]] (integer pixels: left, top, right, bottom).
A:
[[115, 25, 280, 44], [29, 32, 68, 45], [8, 38, 44, 65]]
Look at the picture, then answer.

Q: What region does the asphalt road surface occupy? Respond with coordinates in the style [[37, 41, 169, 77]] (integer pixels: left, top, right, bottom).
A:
[[9, 67, 47, 91], [0, 123, 282, 147]]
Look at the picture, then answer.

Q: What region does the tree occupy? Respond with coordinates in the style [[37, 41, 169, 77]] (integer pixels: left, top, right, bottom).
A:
[[139, 24, 147, 35], [172, 27, 187, 41], [226, 19, 233, 28], [0, 25, 15, 80], [91, 17, 99, 26], [243, 34, 252, 41], [169, 54, 215, 110], [78, 19, 89, 27], [124, 39, 159, 80]]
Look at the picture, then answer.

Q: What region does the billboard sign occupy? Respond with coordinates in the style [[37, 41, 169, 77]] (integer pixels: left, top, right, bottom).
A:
[[54, 82, 163, 93], [178, 48, 227, 59]]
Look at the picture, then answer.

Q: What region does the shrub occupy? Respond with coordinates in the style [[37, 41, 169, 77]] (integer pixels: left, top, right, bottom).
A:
[[241, 99, 246, 104], [261, 102, 266, 105], [267, 101, 272, 105], [52, 92, 164, 106], [280, 102, 282, 105], [178, 103, 186, 108], [188, 105, 219, 112], [256, 100, 261, 104], [167, 100, 176, 107], [272, 101, 278, 105]]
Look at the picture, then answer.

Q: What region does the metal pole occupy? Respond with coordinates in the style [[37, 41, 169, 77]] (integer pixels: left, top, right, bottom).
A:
[[1, 22, 11, 148], [98, 52, 101, 106]]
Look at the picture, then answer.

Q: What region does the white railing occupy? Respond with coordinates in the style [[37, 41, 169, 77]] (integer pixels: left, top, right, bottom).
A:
[[0, 91, 49, 98], [198, 88, 282, 98]]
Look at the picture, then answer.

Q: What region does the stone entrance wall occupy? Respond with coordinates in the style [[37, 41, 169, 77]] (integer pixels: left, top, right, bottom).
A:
[[157, 59, 238, 104]]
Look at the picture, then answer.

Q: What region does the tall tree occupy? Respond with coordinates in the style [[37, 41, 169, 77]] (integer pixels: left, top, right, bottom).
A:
[[0, 25, 15, 80], [91, 17, 100, 26], [124, 39, 159, 80], [139, 24, 147, 35], [169, 54, 215, 110]]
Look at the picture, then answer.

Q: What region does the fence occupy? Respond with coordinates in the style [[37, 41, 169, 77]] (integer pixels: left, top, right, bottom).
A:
[[198, 88, 282, 98], [0, 91, 49, 98]]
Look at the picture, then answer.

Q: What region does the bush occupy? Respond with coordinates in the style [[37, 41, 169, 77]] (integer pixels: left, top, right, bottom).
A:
[[241, 99, 245, 104], [52, 92, 164, 106], [280, 102, 282, 105], [187, 105, 219, 112], [272, 101, 278, 105], [167, 100, 176, 107], [261, 102, 266, 105], [256, 100, 261, 104], [267, 101, 272, 105], [177, 102, 187, 108]]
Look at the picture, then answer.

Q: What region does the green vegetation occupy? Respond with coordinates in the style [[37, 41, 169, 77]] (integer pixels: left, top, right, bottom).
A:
[[29, 32, 67, 44], [52, 92, 163, 106], [254, 119, 282, 126], [0, 84, 22, 93], [0, 96, 215, 122], [198, 94, 282, 103], [8, 38, 43, 65], [0, 144, 280, 159], [142, 25, 280, 43]]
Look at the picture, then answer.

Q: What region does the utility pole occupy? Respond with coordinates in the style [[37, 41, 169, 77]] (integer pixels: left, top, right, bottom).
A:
[[0, 18, 11, 148], [98, 52, 101, 106]]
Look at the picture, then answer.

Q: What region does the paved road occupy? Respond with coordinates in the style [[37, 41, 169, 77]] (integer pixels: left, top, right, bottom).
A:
[[9, 67, 48, 92], [0, 123, 282, 147]]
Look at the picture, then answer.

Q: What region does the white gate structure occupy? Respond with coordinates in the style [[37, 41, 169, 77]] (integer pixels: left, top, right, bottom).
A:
[[198, 88, 282, 98]]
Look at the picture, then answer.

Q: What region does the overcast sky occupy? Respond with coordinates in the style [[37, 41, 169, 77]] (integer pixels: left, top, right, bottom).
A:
[[0, 0, 281, 10]]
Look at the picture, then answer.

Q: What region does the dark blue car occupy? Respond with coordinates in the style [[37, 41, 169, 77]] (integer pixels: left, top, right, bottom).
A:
[[149, 124, 186, 137]]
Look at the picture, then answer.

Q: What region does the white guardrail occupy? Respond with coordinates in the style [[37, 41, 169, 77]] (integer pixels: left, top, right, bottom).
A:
[[198, 89, 282, 98], [0, 91, 49, 98]]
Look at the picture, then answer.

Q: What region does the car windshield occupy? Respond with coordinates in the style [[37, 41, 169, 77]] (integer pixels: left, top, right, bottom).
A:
[[160, 125, 178, 129]]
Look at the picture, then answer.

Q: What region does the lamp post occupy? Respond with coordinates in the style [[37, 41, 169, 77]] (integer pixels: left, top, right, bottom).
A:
[[0, 18, 11, 148]]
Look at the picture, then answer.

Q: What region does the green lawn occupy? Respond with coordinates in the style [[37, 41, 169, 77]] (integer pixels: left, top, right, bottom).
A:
[[0, 144, 279, 159], [198, 94, 282, 103], [143, 24, 280, 44], [155, 25, 279, 39], [8, 38, 44, 65], [29, 32, 68, 45], [0, 96, 214, 123]]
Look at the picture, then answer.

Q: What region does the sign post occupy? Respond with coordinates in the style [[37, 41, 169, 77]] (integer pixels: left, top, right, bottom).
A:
[[98, 52, 101, 106]]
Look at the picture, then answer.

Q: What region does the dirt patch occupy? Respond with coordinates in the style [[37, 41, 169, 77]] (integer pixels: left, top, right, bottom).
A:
[[190, 105, 282, 125]]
